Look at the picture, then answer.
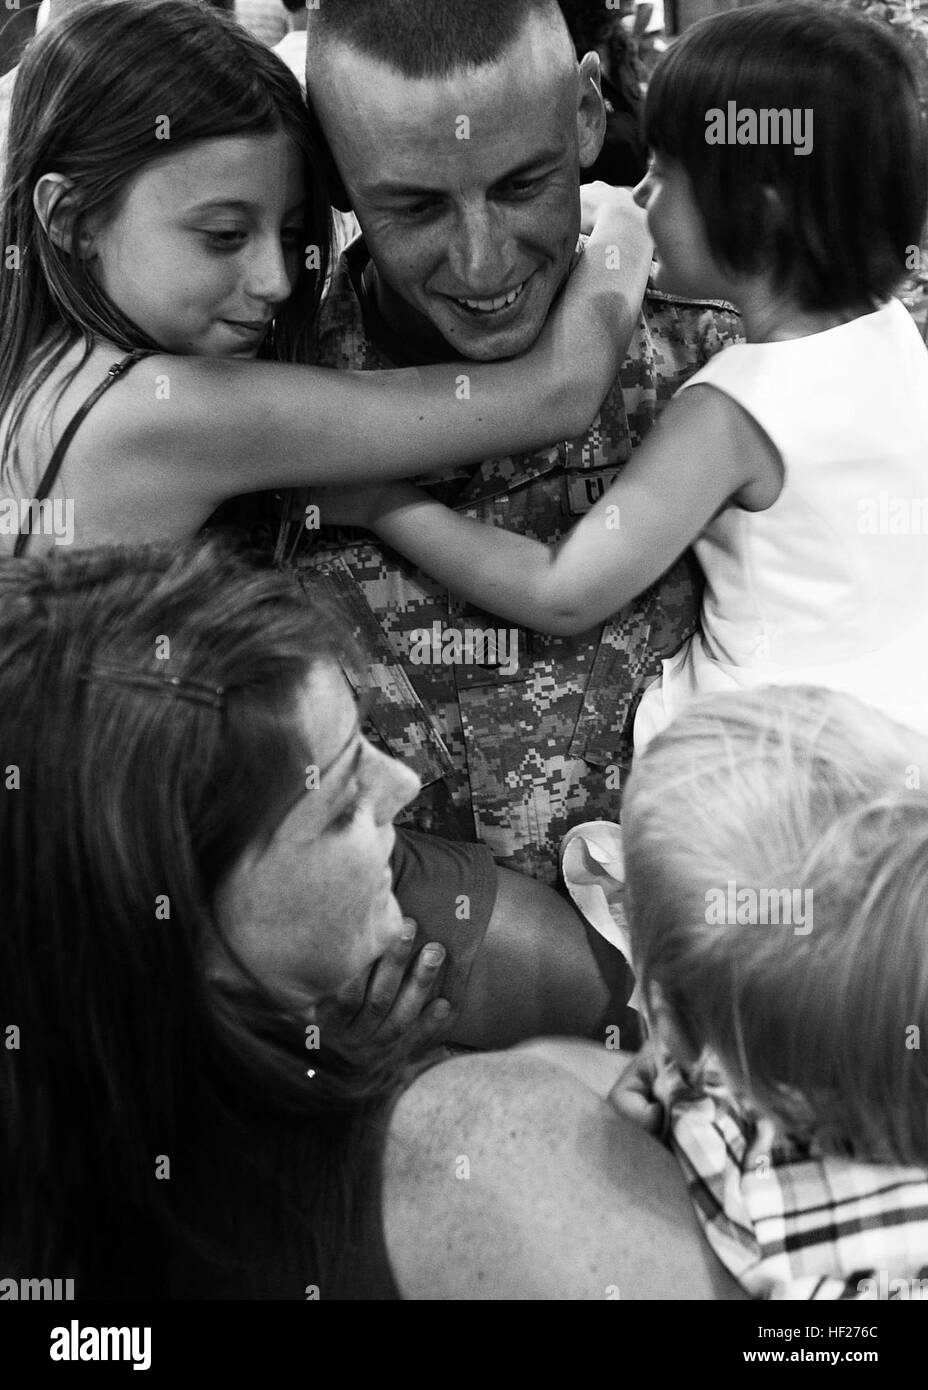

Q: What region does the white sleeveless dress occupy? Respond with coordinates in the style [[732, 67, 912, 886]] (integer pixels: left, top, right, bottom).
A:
[[562, 300, 928, 962], [635, 296, 928, 747]]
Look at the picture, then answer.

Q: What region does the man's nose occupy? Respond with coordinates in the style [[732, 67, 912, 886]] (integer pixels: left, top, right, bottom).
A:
[[447, 204, 516, 292], [243, 234, 293, 306]]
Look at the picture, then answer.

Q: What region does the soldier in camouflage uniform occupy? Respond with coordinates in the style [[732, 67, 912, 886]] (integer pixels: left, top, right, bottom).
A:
[[288, 0, 744, 885], [295, 261, 742, 883]]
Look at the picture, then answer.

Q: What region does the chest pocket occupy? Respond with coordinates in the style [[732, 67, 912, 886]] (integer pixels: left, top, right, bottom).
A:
[[564, 466, 625, 517]]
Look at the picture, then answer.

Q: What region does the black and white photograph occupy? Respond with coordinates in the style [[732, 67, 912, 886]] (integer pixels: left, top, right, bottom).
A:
[[0, 0, 926, 1350]]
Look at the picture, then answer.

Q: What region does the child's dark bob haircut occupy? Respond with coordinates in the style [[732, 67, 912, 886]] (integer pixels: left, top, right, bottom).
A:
[[645, 1, 927, 312]]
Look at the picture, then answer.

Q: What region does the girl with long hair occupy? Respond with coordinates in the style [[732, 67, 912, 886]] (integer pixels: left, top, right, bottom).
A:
[[0, 0, 648, 553]]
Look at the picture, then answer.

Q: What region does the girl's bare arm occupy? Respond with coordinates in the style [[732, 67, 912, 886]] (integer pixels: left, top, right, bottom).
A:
[[113, 189, 653, 511]]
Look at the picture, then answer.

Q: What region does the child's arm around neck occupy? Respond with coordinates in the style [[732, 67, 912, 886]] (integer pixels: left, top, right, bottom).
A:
[[339, 381, 781, 635], [51, 188, 654, 531]]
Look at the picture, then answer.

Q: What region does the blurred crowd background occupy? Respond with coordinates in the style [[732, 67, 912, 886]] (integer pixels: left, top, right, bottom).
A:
[[1, 0, 926, 325]]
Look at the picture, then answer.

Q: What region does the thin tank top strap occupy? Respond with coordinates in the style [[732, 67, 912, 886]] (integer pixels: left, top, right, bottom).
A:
[[13, 349, 152, 558]]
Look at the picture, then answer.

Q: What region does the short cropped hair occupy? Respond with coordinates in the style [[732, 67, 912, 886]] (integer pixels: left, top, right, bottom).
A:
[[623, 686, 928, 1167], [308, 0, 568, 79], [645, 1, 928, 312]]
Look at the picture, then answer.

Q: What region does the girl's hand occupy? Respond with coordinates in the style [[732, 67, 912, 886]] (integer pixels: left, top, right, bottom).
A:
[[526, 179, 652, 433], [607, 1044, 664, 1134], [580, 181, 653, 282], [579, 179, 650, 244]]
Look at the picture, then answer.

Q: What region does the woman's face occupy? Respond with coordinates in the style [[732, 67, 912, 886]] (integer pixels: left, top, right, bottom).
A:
[[213, 664, 421, 1010], [86, 130, 306, 358]]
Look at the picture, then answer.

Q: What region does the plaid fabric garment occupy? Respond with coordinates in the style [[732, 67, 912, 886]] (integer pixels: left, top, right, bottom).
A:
[[656, 1060, 928, 1300]]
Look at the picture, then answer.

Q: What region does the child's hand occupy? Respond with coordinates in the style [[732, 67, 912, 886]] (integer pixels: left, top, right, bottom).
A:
[[580, 179, 652, 255], [607, 1044, 664, 1134], [579, 180, 649, 242]]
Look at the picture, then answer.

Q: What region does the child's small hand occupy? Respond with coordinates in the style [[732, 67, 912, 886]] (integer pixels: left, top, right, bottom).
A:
[[579, 180, 651, 250], [607, 1045, 664, 1134]]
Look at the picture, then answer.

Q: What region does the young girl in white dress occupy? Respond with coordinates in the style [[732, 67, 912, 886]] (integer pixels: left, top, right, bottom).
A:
[[330, 1, 928, 745]]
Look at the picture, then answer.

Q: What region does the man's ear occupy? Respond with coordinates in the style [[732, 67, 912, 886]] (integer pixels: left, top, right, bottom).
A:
[[33, 173, 94, 257], [577, 51, 607, 171]]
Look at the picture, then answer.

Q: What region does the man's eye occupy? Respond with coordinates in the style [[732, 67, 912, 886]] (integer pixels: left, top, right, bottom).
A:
[[398, 199, 441, 221], [201, 229, 248, 249], [500, 176, 545, 199], [281, 226, 305, 248]]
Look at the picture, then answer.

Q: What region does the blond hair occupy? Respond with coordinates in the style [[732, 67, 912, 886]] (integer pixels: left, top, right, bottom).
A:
[[622, 686, 928, 1164]]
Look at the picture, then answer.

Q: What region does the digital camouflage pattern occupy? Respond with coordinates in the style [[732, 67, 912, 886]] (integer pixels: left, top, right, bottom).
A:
[[230, 2, 927, 884], [280, 240, 744, 883]]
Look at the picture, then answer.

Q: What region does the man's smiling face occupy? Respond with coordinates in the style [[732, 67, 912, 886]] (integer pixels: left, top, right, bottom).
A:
[[308, 10, 605, 361]]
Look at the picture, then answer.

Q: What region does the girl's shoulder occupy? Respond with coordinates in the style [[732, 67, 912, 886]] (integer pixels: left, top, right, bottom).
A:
[[6, 338, 166, 454], [2, 339, 220, 548]]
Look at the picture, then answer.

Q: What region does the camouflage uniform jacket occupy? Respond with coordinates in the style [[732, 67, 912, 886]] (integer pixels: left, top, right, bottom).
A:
[[290, 239, 743, 882]]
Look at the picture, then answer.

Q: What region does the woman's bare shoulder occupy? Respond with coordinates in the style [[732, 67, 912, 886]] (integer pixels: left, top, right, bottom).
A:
[[382, 1049, 747, 1301]]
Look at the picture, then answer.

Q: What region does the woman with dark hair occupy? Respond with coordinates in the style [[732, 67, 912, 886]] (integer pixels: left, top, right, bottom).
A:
[[0, 538, 741, 1299], [0, 0, 654, 1058]]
